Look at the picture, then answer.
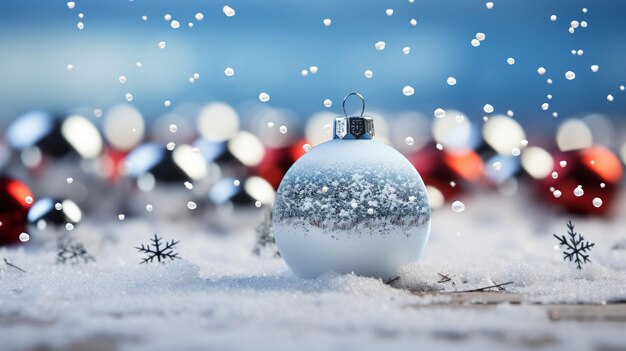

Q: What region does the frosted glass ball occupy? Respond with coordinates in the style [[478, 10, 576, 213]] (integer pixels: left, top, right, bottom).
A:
[[273, 139, 431, 279]]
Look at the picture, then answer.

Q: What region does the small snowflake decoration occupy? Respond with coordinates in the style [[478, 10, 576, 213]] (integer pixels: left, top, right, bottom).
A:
[[57, 239, 95, 265], [136, 234, 181, 264], [553, 220, 595, 270]]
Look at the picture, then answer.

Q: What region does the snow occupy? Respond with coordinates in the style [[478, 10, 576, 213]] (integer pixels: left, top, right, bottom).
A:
[[1, 188, 626, 350]]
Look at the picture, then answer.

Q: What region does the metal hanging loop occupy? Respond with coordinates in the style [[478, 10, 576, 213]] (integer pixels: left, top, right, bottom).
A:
[[342, 93, 365, 117]]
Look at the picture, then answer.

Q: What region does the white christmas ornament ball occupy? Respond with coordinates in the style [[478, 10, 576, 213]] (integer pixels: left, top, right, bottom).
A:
[[273, 94, 431, 279]]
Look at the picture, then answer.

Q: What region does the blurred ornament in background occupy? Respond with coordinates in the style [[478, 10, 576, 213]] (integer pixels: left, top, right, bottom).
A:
[[27, 197, 82, 242], [540, 145, 622, 215], [124, 142, 208, 218], [273, 93, 431, 279], [410, 145, 483, 209], [0, 176, 34, 246]]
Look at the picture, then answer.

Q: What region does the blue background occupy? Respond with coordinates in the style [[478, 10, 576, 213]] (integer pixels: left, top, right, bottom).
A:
[[0, 0, 624, 134]]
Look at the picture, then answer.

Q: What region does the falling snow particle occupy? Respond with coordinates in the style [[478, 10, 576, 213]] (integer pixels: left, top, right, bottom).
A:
[[146, 204, 153, 212], [118, 214, 125, 221], [66, 177, 74, 184], [592, 197, 603, 208], [476, 33, 486, 41], [323, 18, 331, 27], [402, 86, 414, 96], [136, 61, 142, 68], [403, 47, 411, 55], [19, 232, 29, 242], [118, 75, 127, 84], [184, 181, 193, 190], [565, 71, 576, 80], [552, 171, 559, 179], [553, 190, 562, 198], [512, 148, 521, 156], [169, 124, 177, 133], [451, 201, 465, 212], [323, 99, 332, 107], [447, 77, 457, 86], [223, 6, 236, 17], [492, 161, 502, 170], [302, 144, 312, 152], [267, 122, 274, 128], [471, 39, 480, 47], [164, 100, 171, 107], [170, 20, 180, 29], [591, 65, 599, 72], [195, 13, 204, 21], [158, 41, 166, 49], [233, 179, 241, 187], [77, 22, 84, 30], [537, 67, 546, 75], [620, 85, 625, 91], [141, 15, 148, 21], [322, 186, 329, 193], [166, 142, 176, 151], [560, 160, 567, 167], [94, 109, 103, 118], [507, 57, 515, 65], [25, 196, 33, 204], [542, 103, 549, 111], [259, 92, 270, 102], [483, 104, 494, 113], [375, 41, 386, 50], [607, 95, 614, 102], [550, 15, 557, 21], [571, 20, 579, 28], [574, 186, 584, 197], [125, 93, 133, 102], [309, 66, 318, 74], [66, 64, 74, 71], [255, 201, 262, 208], [410, 19, 417, 26], [364, 70, 373, 78], [434, 108, 446, 118], [67, 2, 75, 9], [507, 110, 514, 117], [187, 201, 197, 210], [279, 125, 288, 134], [225, 67, 235, 76], [301, 70, 309, 77], [486, 2, 494, 9], [405, 137, 414, 145], [386, 9, 394, 16], [164, 14, 172, 21]]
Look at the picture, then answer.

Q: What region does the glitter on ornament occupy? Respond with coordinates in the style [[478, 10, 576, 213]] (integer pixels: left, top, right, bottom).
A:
[[272, 93, 430, 279]]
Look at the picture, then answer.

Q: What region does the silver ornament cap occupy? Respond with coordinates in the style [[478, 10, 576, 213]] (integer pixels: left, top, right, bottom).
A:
[[333, 93, 375, 140]]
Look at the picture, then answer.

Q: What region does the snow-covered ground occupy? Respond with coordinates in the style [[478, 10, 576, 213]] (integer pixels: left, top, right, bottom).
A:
[[1, 187, 626, 351]]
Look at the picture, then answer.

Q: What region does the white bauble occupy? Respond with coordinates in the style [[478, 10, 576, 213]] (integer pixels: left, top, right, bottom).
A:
[[273, 114, 431, 279]]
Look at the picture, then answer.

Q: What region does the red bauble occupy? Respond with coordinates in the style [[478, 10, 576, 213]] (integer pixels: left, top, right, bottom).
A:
[[256, 139, 309, 190], [540, 146, 623, 215], [0, 176, 34, 245], [409, 145, 484, 201]]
